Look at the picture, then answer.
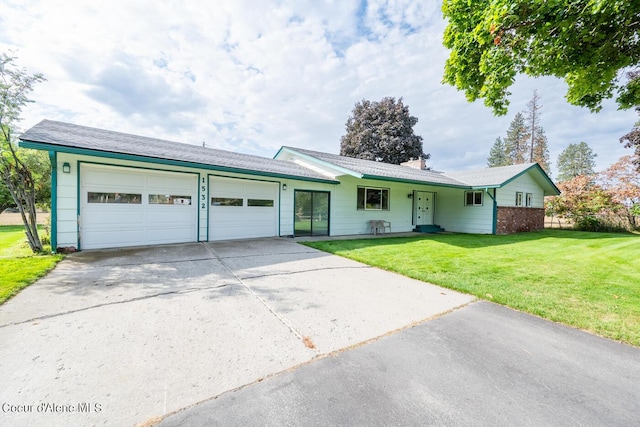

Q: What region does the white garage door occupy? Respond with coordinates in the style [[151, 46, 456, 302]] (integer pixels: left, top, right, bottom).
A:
[[80, 164, 198, 249], [209, 176, 279, 240]]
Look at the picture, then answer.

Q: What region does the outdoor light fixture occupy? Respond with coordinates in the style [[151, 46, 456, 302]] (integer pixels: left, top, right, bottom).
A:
[[407, 193, 413, 199], [62, 162, 71, 174], [282, 183, 287, 190]]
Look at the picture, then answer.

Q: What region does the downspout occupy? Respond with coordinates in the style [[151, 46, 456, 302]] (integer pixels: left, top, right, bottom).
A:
[[485, 188, 497, 235], [48, 151, 58, 252]]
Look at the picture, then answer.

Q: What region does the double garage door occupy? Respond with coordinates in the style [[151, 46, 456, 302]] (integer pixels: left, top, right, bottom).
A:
[[80, 165, 279, 249]]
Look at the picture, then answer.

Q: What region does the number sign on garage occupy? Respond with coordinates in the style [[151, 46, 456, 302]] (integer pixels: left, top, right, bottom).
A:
[[80, 164, 198, 249], [209, 176, 279, 240]]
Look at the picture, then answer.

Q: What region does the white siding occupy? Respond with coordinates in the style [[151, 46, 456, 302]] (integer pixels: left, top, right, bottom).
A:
[[497, 172, 544, 208], [435, 187, 494, 234]]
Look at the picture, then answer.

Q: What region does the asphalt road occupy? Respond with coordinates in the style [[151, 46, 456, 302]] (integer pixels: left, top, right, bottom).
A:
[[159, 301, 640, 427]]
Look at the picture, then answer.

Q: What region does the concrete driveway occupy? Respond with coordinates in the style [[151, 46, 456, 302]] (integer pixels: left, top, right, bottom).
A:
[[0, 239, 473, 427]]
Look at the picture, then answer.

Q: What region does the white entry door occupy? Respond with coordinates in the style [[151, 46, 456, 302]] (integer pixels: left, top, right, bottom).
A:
[[415, 191, 434, 225]]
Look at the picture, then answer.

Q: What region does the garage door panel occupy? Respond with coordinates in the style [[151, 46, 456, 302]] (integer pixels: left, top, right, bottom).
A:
[[209, 177, 278, 241], [84, 169, 145, 188], [81, 165, 197, 249]]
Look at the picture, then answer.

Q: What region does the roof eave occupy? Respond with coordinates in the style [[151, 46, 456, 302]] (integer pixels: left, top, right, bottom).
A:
[[361, 174, 470, 189], [19, 140, 340, 185]]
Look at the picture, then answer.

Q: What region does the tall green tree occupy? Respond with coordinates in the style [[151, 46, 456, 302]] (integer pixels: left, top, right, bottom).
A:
[[503, 112, 529, 164], [0, 53, 46, 252], [340, 97, 429, 164], [487, 136, 509, 167], [556, 142, 597, 182], [532, 127, 551, 174], [442, 0, 640, 115]]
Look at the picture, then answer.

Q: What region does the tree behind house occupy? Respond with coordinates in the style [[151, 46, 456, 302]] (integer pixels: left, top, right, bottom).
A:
[[503, 112, 529, 164], [487, 137, 509, 167], [556, 142, 597, 182], [340, 97, 429, 164]]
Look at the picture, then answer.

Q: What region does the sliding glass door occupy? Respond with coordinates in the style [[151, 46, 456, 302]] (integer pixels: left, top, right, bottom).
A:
[[294, 190, 329, 236]]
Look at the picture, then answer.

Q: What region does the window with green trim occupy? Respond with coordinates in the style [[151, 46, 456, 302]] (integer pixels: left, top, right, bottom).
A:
[[515, 192, 523, 206], [465, 191, 483, 206], [526, 193, 533, 207]]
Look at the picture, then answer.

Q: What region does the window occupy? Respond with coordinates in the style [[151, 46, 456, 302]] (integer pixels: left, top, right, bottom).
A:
[[149, 195, 192, 205], [248, 199, 274, 207], [465, 191, 483, 206], [357, 187, 389, 210], [88, 192, 141, 204], [526, 193, 533, 207], [515, 192, 523, 206], [211, 197, 243, 206]]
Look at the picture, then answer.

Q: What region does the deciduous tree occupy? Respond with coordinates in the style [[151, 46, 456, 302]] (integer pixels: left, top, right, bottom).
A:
[[0, 53, 46, 252], [600, 155, 640, 229], [556, 142, 597, 182], [340, 97, 429, 164], [442, 0, 640, 115]]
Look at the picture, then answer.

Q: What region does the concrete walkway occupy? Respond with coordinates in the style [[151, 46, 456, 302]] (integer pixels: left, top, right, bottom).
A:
[[0, 238, 473, 427]]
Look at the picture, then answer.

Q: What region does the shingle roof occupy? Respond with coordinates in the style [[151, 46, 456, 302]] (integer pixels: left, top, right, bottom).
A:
[[280, 147, 560, 195], [446, 163, 535, 187], [280, 146, 468, 187], [19, 120, 337, 183]]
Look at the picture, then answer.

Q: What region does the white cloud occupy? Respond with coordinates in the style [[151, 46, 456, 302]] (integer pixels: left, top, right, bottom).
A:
[[0, 0, 636, 175]]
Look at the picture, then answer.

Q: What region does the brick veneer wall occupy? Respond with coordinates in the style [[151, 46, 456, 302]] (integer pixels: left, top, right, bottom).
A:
[[496, 207, 545, 234]]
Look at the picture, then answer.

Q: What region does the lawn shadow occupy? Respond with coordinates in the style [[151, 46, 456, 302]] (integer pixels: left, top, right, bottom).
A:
[[304, 230, 640, 251]]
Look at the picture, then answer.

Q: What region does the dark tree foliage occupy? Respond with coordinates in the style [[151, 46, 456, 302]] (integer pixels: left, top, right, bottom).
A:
[[340, 97, 429, 164]]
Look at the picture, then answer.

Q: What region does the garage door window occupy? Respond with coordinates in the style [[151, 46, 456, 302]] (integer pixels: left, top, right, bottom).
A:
[[212, 197, 243, 206], [149, 194, 192, 205], [88, 192, 141, 204], [248, 199, 274, 207]]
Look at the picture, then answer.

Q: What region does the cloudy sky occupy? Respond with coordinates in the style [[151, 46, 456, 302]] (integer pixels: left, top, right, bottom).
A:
[[1, 0, 636, 176]]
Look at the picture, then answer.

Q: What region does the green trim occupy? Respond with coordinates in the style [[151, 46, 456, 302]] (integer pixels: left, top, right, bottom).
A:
[[48, 151, 58, 252], [362, 174, 471, 189], [20, 141, 339, 185], [275, 147, 362, 178], [499, 164, 560, 195], [484, 188, 498, 235], [76, 160, 81, 250]]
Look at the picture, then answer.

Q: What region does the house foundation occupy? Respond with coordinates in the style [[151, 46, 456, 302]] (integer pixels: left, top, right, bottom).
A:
[[496, 207, 545, 234]]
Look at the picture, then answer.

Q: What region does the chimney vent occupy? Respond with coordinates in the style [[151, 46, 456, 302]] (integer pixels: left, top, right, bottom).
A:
[[400, 158, 426, 170]]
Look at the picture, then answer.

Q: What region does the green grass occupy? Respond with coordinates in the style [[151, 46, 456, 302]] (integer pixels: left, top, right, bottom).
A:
[[0, 225, 63, 304], [304, 230, 640, 347]]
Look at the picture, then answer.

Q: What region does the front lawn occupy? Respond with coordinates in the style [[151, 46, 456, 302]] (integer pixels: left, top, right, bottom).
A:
[[304, 230, 640, 347], [0, 225, 63, 304]]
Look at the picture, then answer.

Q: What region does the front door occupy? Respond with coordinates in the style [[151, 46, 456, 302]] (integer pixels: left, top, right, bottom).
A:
[[294, 190, 330, 236], [415, 191, 434, 225]]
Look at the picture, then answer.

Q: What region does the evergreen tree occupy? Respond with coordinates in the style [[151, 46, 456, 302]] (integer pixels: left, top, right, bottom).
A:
[[503, 112, 529, 164], [556, 142, 597, 182], [340, 97, 428, 164], [532, 128, 551, 174], [525, 90, 543, 163], [487, 137, 509, 167]]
